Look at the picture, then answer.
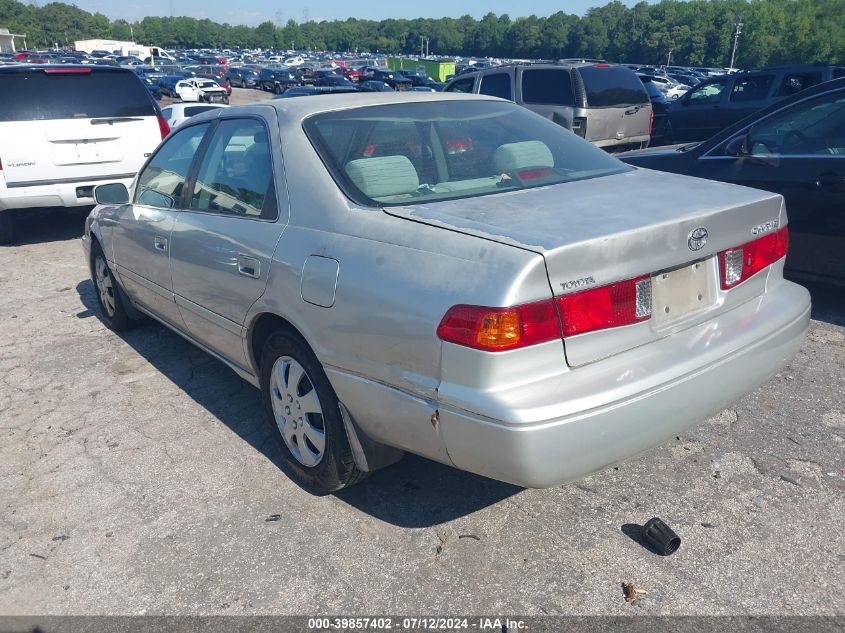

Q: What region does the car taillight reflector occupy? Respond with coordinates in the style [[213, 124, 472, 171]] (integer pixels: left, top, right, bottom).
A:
[[718, 226, 789, 289], [157, 114, 171, 140], [649, 109, 654, 136], [558, 275, 652, 337], [437, 300, 560, 351]]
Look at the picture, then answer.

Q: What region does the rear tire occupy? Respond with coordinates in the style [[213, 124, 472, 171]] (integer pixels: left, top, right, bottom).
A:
[[260, 330, 366, 495], [0, 212, 16, 245], [91, 243, 133, 331]]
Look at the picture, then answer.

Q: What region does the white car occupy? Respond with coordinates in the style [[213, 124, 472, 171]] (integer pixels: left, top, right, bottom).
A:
[[161, 103, 229, 129], [284, 56, 304, 67], [174, 78, 229, 104], [647, 75, 690, 99], [0, 65, 169, 244]]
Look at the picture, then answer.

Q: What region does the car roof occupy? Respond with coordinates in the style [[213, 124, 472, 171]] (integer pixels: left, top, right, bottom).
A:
[[262, 91, 499, 121], [0, 64, 135, 75]]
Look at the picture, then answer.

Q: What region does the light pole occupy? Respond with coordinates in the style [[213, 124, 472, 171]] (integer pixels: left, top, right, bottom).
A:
[[729, 19, 742, 69]]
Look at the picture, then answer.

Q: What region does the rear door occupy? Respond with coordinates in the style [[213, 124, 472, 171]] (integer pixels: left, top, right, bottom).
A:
[[726, 73, 776, 124], [170, 114, 288, 368], [0, 68, 160, 187], [576, 65, 651, 145], [700, 88, 845, 283]]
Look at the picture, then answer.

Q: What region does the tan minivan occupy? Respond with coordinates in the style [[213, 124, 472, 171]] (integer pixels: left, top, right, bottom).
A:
[[444, 63, 653, 152]]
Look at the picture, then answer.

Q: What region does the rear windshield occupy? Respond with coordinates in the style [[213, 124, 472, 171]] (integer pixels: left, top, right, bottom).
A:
[[184, 106, 219, 116], [578, 66, 649, 107], [304, 100, 628, 207], [0, 70, 155, 121]]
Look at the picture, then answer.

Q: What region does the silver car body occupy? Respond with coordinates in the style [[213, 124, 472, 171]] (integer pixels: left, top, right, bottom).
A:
[[82, 92, 810, 488]]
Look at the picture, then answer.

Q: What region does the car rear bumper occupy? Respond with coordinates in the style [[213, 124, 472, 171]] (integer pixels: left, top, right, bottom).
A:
[[0, 174, 136, 211], [437, 279, 810, 488]]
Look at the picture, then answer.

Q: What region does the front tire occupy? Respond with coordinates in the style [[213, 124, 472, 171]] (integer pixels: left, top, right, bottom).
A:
[[91, 244, 133, 331], [260, 330, 366, 495], [274, 83, 282, 94]]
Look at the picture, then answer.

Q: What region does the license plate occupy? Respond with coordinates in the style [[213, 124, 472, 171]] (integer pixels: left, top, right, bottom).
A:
[[652, 258, 716, 327]]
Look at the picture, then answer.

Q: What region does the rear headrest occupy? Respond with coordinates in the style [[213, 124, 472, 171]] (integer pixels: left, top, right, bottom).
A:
[[253, 131, 268, 144], [493, 141, 554, 173], [345, 156, 419, 199]]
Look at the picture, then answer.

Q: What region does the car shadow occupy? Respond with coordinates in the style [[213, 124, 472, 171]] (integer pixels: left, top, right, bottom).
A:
[[8, 207, 91, 246], [76, 279, 521, 527], [798, 280, 845, 328]]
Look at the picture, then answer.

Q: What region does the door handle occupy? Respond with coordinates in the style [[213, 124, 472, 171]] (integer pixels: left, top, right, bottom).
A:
[[237, 254, 261, 278], [154, 235, 167, 252], [815, 172, 845, 187]]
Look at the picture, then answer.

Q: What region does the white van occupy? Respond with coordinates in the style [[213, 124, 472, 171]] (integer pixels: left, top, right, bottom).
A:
[[0, 65, 169, 243]]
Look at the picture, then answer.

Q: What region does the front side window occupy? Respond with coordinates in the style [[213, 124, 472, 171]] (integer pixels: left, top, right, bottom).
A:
[[304, 100, 629, 207], [686, 78, 728, 105], [446, 77, 475, 93], [730, 75, 774, 102], [134, 123, 210, 208], [745, 90, 845, 156], [479, 73, 512, 100], [190, 119, 277, 219], [521, 69, 574, 106]]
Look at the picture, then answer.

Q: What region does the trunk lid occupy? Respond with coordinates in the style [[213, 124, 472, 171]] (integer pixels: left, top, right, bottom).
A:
[[386, 168, 786, 365]]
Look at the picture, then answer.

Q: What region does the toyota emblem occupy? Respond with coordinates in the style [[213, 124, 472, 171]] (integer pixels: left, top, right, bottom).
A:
[[688, 227, 708, 251]]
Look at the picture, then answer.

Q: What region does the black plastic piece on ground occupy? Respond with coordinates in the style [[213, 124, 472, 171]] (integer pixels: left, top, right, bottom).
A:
[[642, 517, 681, 556]]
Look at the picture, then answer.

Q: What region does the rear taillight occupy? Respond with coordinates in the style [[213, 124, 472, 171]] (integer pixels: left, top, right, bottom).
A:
[[558, 275, 652, 337], [571, 116, 587, 138], [718, 226, 789, 289], [157, 114, 171, 140], [437, 301, 561, 351], [437, 276, 654, 351]]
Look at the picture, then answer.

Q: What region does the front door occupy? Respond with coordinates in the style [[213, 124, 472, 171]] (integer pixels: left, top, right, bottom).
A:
[[170, 115, 288, 368], [700, 88, 845, 282], [111, 122, 212, 326], [670, 76, 730, 142]]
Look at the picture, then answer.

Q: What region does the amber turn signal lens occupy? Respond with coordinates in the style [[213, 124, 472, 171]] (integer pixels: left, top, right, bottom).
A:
[[476, 311, 521, 349]]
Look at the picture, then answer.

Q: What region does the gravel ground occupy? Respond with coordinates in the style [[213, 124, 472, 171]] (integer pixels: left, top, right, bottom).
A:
[[0, 213, 843, 616]]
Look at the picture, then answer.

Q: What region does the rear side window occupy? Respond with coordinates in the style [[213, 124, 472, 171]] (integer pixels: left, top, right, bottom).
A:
[[521, 69, 574, 105], [777, 72, 822, 96], [577, 66, 648, 107], [0, 70, 156, 122], [184, 106, 218, 117], [479, 73, 512, 100], [730, 75, 774, 102], [190, 119, 277, 220]]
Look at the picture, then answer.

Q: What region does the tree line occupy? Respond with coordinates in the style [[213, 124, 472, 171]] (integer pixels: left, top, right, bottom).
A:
[[2, 0, 844, 66]]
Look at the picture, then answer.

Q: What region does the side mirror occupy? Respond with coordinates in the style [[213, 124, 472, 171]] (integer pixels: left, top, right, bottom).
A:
[[724, 134, 750, 157], [94, 183, 129, 205]]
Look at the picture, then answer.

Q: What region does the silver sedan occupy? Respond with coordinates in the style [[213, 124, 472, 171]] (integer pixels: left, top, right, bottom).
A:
[[82, 92, 810, 494]]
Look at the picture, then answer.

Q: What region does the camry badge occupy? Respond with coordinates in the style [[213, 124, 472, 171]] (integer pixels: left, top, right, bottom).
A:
[[688, 227, 708, 251]]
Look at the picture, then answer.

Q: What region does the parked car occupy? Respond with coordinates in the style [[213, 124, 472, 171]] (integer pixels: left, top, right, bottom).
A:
[[444, 63, 653, 152], [161, 103, 229, 129], [667, 63, 845, 143], [314, 75, 357, 89], [0, 65, 168, 244], [620, 77, 845, 285], [400, 72, 443, 91], [258, 67, 300, 93], [225, 67, 259, 88], [639, 75, 671, 145], [272, 86, 360, 98], [359, 80, 395, 92], [158, 73, 192, 97], [174, 78, 229, 104], [83, 92, 809, 494], [365, 69, 412, 91], [140, 75, 163, 100]]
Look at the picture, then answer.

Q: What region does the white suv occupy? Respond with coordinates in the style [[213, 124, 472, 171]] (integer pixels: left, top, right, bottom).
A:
[[0, 65, 170, 244]]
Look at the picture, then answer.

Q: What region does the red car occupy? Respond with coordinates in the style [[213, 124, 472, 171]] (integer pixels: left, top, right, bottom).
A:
[[343, 67, 362, 81]]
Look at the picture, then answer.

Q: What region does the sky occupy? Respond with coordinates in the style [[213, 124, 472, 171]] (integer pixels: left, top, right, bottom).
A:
[[73, 0, 642, 27]]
